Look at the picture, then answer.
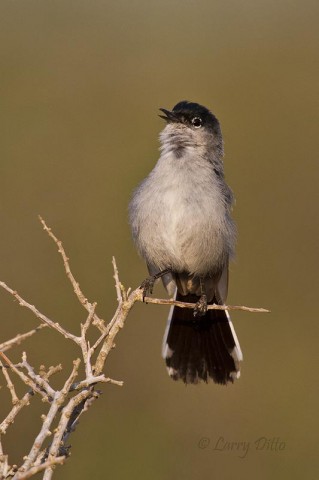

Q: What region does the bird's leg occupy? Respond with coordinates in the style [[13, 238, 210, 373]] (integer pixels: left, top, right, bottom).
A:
[[194, 277, 208, 317], [140, 268, 171, 301]]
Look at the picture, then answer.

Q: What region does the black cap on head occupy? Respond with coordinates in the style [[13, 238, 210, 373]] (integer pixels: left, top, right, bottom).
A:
[[159, 100, 220, 133]]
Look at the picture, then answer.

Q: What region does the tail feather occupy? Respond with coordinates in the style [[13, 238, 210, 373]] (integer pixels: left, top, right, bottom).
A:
[[162, 292, 242, 385]]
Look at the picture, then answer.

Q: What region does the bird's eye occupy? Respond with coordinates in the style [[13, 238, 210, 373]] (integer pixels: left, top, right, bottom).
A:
[[192, 117, 202, 128]]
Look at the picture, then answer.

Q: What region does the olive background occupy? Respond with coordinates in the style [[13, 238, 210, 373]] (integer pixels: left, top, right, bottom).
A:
[[0, 1, 318, 478]]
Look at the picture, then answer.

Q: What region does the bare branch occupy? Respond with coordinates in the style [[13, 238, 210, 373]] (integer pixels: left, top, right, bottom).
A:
[[20, 352, 56, 399], [19, 361, 81, 475], [0, 390, 33, 435], [94, 286, 141, 375], [60, 359, 80, 397], [38, 216, 106, 334], [80, 304, 97, 378], [81, 302, 97, 338], [38, 217, 87, 305], [141, 293, 270, 313], [0, 364, 62, 437], [0, 449, 9, 480], [13, 456, 65, 480], [112, 256, 124, 304], [0, 325, 47, 353], [0, 361, 19, 405], [104, 377, 124, 387], [18, 398, 60, 474], [0, 282, 81, 343], [40, 364, 63, 380], [43, 389, 95, 480], [0, 352, 51, 402]]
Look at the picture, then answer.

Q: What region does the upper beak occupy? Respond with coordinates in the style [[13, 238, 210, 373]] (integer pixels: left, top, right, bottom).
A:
[[159, 108, 178, 123]]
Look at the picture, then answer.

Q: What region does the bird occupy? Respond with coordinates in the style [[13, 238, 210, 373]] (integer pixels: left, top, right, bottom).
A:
[[129, 100, 243, 385]]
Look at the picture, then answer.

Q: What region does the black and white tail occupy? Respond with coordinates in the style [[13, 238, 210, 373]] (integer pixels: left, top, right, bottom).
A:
[[162, 292, 243, 385]]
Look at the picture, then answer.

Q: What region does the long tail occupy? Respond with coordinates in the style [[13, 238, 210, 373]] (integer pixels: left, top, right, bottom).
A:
[[162, 292, 243, 385]]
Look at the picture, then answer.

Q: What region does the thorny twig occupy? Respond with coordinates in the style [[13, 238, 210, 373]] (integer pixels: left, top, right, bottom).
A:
[[38, 216, 106, 334], [0, 217, 268, 479]]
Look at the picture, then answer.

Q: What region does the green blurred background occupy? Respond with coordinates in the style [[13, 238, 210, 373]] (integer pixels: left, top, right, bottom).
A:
[[0, 0, 318, 478]]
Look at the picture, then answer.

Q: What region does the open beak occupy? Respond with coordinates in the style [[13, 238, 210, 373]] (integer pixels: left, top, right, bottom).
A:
[[159, 108, 179, 123]]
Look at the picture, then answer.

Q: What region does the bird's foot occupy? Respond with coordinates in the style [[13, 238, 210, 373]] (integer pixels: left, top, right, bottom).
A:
[[139, 268, 171, 302], [140, 276, 156, 301], [194, 294, 208, 317]]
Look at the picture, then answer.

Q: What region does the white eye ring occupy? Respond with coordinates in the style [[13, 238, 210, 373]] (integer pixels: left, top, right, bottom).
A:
[[192, 117, 202, 128]]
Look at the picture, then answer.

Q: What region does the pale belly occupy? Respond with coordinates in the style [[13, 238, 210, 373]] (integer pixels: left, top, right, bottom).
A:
[[138, 189, 229, 275]]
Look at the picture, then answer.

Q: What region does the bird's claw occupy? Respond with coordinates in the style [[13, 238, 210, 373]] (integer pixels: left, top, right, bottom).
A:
[[140, 277, 155, 301], [194, 294, 207, 317]]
